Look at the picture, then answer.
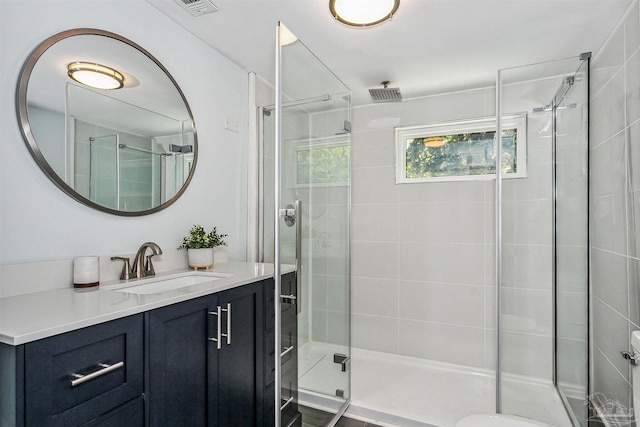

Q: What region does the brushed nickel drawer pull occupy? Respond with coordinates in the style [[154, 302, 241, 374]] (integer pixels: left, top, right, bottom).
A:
[[280, 294, 296, 304], [70, 361, 124, 387], [280, 345, 294, 357], [208, 307, 222, 350], [220, 303, 231, 345], [280, 396, 294, 411]]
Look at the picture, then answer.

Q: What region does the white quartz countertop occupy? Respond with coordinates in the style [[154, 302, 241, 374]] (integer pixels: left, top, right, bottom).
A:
[[0, 262, 292, 346]]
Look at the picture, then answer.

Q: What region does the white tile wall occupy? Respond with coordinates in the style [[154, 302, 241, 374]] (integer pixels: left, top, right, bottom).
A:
[[351, 83, 557, 377], [590, 0, 640, 418]]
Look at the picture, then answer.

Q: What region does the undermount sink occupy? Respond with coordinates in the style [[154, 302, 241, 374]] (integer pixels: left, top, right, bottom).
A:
[[113, 272, 232, 295]]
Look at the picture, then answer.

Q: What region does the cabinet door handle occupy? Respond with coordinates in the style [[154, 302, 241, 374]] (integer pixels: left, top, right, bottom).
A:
[[220, 303, 231, 345], [208, 306, 222, 350], [70, 361, 124, 387]]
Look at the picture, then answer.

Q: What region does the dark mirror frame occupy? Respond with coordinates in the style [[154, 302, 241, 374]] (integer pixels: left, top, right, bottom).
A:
[[16, 28, 198, 216]]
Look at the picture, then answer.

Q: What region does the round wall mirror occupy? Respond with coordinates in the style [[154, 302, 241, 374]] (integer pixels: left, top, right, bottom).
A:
[[16, 28, 198, 216]]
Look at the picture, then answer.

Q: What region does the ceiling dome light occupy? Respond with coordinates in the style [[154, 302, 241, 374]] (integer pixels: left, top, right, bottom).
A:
[[329, 0, 400, 27], [67, 62, 124, 90]]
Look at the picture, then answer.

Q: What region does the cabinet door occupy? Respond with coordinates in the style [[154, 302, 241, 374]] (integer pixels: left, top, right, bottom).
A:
[[147, 294, 218, 427], [147, 281, 268, 427], [214, 281, 264, 427], [24, 314, 143, 427]]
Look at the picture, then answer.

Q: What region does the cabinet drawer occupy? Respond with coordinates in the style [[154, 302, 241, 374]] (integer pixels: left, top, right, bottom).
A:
[[24, 314, 143, 426], [265, 331, 276, 385], [265, 274, 297, 332], [80, 396, 144, 427], [280, 317, 297, 377], [280, 367, 299, 426], [265, 279, 275, 332], [281, 273, 297, 321], [262, 373, 299, 427], [265, 315, 297, 385]]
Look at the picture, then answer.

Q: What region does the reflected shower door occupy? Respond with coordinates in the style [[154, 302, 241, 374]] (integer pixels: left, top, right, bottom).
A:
[[272, 22, 352, 426], [117, 144, 156, 211], [89, 134, 119, 209]]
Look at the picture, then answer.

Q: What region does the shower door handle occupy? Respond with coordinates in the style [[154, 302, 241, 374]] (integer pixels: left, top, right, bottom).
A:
[[294, 199, 302, 314]]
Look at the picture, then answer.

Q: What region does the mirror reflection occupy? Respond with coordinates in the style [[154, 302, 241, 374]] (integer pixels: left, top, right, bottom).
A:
[[18, 29, 197, 215]]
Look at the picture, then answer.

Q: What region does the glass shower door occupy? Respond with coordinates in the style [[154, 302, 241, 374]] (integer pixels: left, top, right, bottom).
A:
[[272, 22, 351, 426], [497, 55, 589, 426], [553, 59, 589, 426]]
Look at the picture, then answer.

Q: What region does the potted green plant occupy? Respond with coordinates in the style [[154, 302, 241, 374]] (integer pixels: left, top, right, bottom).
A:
[[178, 224, 228, 270]]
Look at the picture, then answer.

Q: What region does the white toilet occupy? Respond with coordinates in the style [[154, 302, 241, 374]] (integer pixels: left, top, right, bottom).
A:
[[631, 330, 640, 418], [455, 413, 553, 427], [456, 331, 640, 427]]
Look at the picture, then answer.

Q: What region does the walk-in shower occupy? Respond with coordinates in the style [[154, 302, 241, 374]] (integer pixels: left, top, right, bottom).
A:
[[261, 21, 588, 426], [343, 54, 589, 427]]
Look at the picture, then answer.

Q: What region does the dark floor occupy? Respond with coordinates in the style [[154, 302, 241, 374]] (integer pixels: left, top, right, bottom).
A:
[[299, 405, 382, 427]]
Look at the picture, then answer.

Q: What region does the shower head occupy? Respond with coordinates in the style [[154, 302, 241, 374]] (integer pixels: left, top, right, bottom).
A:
[[369, 81, 402, 103]]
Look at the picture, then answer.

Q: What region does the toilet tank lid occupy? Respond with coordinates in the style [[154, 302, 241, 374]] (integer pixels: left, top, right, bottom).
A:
[[632, 330, 640, 352]]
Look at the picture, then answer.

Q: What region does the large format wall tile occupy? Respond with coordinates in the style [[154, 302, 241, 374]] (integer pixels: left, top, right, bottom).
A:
[[590, 4, 640, 416], [398, 319, 486, 368], [398, 280, 485, 327], [350, 83, 553, 378]]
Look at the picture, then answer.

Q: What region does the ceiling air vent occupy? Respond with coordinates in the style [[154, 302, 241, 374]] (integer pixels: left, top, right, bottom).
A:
[[174, 0, 219, 16]]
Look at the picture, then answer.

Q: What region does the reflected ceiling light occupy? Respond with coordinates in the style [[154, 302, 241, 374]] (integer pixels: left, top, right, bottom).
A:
[[67, 62, 124, 90], [423, 136, 445, 148], [329, 0, 400, 27]]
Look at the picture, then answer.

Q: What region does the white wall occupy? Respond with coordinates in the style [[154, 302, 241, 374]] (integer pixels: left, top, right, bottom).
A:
[[0, 1, 249, 282]]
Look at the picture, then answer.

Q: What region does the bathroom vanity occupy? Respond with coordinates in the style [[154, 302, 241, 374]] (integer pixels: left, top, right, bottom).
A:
[[0, 262, 294, 427]]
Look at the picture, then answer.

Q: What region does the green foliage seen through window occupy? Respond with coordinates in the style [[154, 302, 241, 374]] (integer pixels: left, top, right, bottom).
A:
[[405, 129, 517, 179]]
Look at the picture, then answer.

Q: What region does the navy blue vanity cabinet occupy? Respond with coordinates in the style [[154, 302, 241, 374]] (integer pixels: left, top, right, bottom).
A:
[[147, 279, 269, 427], [263, 272, 301, 427], [0, 314, 145, 426], [80, 395, 145, 426], [279, 272, 301, 426]]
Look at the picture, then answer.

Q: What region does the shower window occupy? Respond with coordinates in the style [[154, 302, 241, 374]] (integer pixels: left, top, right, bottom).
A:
[[395, 115, 527, 183]]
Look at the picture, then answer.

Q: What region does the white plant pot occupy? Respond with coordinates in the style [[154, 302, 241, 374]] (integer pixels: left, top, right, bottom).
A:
[[187, 248, 214, 270]]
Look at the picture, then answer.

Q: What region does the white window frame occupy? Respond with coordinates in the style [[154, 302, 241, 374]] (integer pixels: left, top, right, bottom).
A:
[[394, 114, 527, 184]]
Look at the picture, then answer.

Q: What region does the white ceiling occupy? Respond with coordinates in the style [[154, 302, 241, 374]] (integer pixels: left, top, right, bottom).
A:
[[148, 0, 633, 106]]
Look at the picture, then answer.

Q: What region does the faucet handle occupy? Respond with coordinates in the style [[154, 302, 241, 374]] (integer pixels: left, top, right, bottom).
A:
[[145, 254, 157, 277], [110, 256, 131, 280]]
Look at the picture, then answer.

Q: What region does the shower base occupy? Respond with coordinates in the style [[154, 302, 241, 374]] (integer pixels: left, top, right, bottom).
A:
[[299, 342, 351, 399], [345, 348, 573, 427]]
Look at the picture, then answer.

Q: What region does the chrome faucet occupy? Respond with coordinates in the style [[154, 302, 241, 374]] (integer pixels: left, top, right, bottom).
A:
[[131, 242, 163, 279]]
